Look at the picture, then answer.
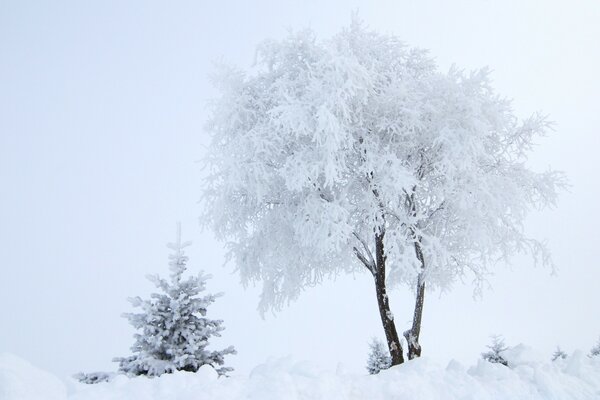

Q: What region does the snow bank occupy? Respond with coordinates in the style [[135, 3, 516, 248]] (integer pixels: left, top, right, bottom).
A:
[[2, 348, 600, 400], [0, 353, 66, 400]]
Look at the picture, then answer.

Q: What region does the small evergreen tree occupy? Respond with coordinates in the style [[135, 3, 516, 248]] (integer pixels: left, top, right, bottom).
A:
[[366, 338, 392, 375], [589, 337, 600, 358], [551, 346, 567, 361], [73, 371, 114, 384], [113, 224, 235, 377], [481, 335, 508, 366]]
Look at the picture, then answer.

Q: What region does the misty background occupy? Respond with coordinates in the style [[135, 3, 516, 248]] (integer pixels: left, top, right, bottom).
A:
[[1, 0, 599, 379]]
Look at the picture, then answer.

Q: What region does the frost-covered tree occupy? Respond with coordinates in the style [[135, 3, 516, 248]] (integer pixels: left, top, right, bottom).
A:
[[202, 20, 563, 364], [589, 337, 600, 358], [551, 346, 567, 361], [481, 335, 508, 366], [113, 224, 235, 377], [366, 338, 392, 375]]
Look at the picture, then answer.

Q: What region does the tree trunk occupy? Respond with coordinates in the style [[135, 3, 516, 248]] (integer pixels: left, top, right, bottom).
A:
[[404, 240, 425, 360], [374, 231, 404, 365], [404, 277, 425, 359]]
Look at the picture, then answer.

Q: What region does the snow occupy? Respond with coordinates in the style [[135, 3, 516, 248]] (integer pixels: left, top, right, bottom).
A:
[[0, 353, 66, 400], [2, 347, 600, 400]]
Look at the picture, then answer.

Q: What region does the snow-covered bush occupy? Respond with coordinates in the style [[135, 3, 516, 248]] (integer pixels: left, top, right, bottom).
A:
[[73, 371, 114, 384], [481, 335, 508, 366], [113, 224, 235, 377], [589, 337, 600, 358], [552, 346, 567, 361], [366, 338, 391, 375]]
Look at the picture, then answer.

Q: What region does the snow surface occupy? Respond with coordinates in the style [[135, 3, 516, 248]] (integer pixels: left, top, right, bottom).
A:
[[0, 354, 66, 400], [2, 348, 600, 400]]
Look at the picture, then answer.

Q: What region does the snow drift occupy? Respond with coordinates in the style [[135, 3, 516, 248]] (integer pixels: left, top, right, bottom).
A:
[[2, 348, 599, 400], [0, 354, 67, 400]]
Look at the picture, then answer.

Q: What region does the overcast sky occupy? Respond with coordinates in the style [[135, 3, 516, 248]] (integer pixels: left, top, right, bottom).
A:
[[1, 0, 599, 380]]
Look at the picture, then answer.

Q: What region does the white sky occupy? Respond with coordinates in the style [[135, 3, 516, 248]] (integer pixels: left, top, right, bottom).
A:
[[1, 0, 599, 380]]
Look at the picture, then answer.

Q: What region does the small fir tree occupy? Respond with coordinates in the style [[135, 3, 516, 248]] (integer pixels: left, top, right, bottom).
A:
[[551, 346, 567, 361], [366, 338, 392, 375], [73, 371, 114, 384], [589, 337, 600, 358], [481, 335, 508, 366], [113, 224, 235, 377]]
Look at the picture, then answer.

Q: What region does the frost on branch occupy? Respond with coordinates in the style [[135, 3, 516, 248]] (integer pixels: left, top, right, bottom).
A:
[[113, 224, 235, 377], [202, 20, 564, 316]]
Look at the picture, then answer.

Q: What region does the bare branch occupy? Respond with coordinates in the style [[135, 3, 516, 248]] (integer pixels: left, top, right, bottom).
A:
[[352, 232, 376, 275], [353, 246, 376, 276], [353, 232, 375, 267]]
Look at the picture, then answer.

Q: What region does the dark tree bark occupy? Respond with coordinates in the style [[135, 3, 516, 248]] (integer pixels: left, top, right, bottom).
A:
[[374, 231, 404, 365], [404, 240, 425, 360]]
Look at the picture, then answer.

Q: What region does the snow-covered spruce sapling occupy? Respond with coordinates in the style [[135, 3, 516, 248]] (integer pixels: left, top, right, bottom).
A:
[[481, 335, 508, 366], [73, 371, 115, 384], [590, 337, 600, 358], [113, 224, 235, 377], [551, 346, 567, 361], [366, 338, 392, 375], [202, 19, 564, 364]]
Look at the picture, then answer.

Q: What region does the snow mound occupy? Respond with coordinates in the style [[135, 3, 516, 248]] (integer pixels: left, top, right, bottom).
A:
[[2, 349, 600, 400], [0, 353, 67, 400]]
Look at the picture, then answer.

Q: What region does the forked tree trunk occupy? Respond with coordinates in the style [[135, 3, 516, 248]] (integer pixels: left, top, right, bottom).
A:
[[374, 232, 404, 365]]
